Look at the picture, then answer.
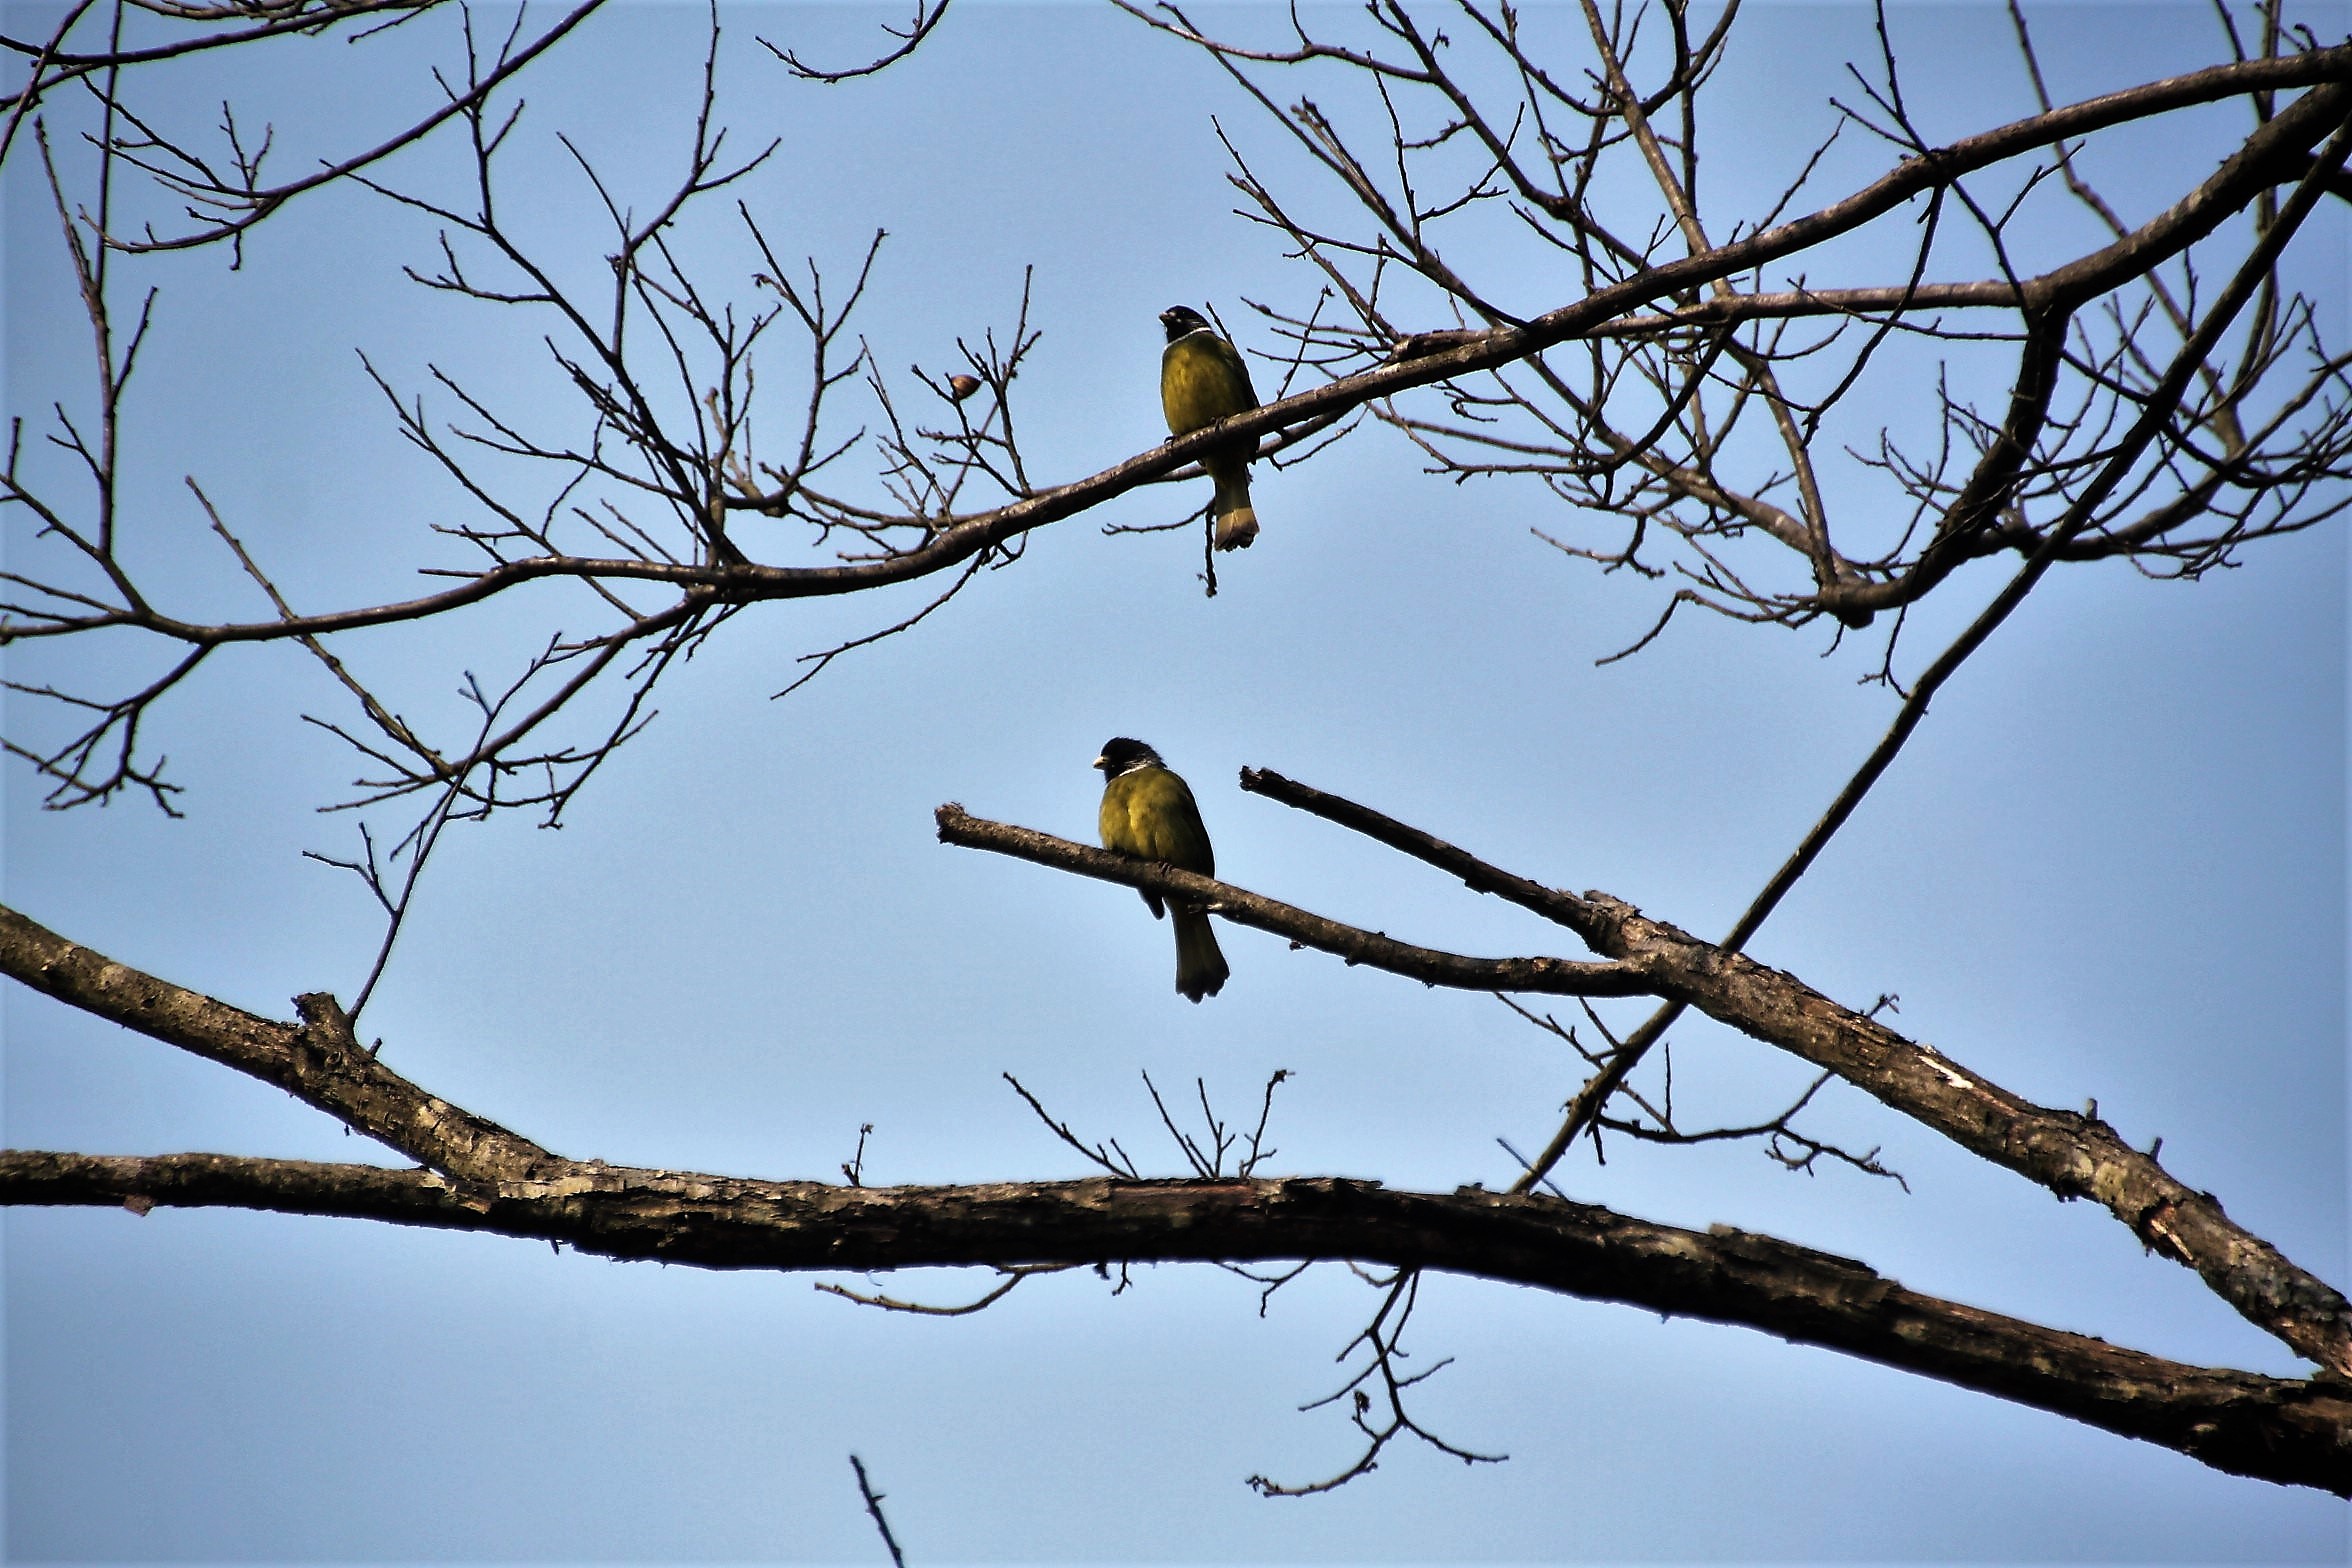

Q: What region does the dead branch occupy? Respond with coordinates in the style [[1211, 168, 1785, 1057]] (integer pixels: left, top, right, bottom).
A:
[[1249, 1269, 1506, 1496], [4, 1146, 2343, 1494], [1139, 1, 2352, 639], [933, 803, 1645, 998], [1211, 770, 2352, 1378]]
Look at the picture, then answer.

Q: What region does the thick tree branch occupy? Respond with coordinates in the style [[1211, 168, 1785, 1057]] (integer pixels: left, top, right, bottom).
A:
[[4, 1149, 2344, 1494], [1234, 42, 2352, 438], [0, 902, 558, 1187], [1223, 771, 2352, 1379]]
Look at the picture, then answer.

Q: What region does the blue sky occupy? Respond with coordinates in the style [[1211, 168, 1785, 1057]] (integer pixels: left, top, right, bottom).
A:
[[4, 0, 2346, 1560]]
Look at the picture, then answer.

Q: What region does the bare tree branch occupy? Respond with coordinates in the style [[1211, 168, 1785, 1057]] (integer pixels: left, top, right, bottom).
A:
[[933, 803, 1646, 998], [10, 2, 2349, 1516], [5, 1147, 2343, 1494], [11, 35, 2348, 851], [0, 902, 559, 1187], [848, 1454, 909, 1568], [1205, 770, 2352, 1378]]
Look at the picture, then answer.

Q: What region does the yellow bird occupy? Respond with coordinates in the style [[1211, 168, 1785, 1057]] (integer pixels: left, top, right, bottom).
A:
[[1159, 305, 1262, 551], [1095, 736, 1229, 1002]]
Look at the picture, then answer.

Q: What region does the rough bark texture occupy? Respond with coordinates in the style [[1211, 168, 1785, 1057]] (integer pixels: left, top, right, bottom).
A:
[[8, 821, 2348, 1497], [5, 1149, 2345, 1494], [0, 904, 561, 1188], [1583, 894, 2352, 1383], [941, 801, 2352, 1379]]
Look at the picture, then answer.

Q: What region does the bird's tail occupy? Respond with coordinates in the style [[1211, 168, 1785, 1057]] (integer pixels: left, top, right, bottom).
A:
[[1172, 906, 1230, 1002], [1210, 463, 1259, 551]]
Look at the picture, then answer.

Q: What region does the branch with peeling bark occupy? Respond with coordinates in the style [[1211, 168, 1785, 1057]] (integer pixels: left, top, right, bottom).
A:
[[1230, 770, 2352, 1378], [935, 785, 2352, 1381], [3, 1149, 2345, 1494], [1, 877, 2346, 1491], [0, 903, 559, 1189]]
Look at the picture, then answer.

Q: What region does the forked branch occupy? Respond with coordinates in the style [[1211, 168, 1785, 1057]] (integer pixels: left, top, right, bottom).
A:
[[939, 789, 2352, 1378]]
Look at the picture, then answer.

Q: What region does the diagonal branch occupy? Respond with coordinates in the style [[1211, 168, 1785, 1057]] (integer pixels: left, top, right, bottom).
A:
[[1222, 771, 2352, 1378], [0, 902, 558, 1187]]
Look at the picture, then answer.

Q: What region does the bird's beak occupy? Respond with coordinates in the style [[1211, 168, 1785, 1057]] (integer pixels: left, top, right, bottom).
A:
[[1092, 754, 1108, 771]]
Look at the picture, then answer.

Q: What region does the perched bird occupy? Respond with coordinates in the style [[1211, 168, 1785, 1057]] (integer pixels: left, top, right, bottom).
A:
[[1159, 305, 1262, 551], [1094, 736, 1229, 1002]]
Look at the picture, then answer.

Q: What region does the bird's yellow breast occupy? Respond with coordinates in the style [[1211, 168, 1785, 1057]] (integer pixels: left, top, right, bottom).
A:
[[1100, 765, 1215, 875], [1162, 332, 1257, 438]]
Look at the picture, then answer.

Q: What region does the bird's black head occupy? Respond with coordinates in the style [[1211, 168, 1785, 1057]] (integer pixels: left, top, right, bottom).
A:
[[1094, 736, 1164, 777], [1160, 305, 1211, 344]]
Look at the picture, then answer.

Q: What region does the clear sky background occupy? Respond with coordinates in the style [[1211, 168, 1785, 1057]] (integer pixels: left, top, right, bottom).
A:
[[4, 0, 2346, 1560]]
